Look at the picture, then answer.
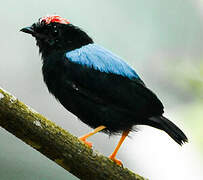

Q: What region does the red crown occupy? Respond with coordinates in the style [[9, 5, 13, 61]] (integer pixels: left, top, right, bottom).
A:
[[40, 15, 70, 25]]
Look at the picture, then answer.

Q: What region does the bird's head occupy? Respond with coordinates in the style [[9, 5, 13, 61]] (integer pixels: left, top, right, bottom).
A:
[[21, 15, 93, 56]]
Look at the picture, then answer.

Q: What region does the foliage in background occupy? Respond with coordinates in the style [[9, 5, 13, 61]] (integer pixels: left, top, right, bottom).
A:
[[169, 60, 203, 152]]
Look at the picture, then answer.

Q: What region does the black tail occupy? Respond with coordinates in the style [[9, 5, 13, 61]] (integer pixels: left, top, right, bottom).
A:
[[147, 116, 188, 145]]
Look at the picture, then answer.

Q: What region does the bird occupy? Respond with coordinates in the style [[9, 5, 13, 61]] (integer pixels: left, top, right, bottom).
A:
[[21, 15, 188, 166]]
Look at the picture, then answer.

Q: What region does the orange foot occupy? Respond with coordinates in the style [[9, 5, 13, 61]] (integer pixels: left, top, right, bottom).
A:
[[79, 137, 92, 148], [109, 155, 123, 166]]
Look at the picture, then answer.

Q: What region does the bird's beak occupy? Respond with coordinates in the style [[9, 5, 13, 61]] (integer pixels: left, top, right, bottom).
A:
[[20, 26, 35, 35]]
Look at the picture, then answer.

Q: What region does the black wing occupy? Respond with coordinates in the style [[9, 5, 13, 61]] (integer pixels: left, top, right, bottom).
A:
[[63, 58, 164, 119]]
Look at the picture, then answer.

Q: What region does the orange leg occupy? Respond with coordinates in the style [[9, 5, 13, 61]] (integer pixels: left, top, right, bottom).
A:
[[109, 129, 130, 166], [79, 125, 106, 148]]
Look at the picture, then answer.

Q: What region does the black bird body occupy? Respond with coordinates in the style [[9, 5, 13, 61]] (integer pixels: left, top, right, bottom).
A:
[[42, 50, 163, 134], [21, 15, 187, 151]]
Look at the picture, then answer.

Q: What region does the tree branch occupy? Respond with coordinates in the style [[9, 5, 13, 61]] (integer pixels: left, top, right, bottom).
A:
[[0, 87, 147, 180]]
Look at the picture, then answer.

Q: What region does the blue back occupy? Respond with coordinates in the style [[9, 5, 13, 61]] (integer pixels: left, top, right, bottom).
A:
[[65, 44, 140, 79]]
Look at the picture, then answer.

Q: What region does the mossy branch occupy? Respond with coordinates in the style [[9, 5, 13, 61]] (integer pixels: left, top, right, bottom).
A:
[[0, 87, 147, 180]]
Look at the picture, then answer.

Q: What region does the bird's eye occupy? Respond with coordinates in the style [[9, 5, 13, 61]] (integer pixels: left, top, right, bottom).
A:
[[52, 29, 58, 36], [51, 25, 59, 36]]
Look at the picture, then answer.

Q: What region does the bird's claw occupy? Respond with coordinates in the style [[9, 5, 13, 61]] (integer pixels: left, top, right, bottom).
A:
[[109, 155, 123, 166], [79, 137, 92, 148]]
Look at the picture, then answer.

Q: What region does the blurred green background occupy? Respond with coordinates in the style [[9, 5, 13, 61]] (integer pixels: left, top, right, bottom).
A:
[[0, 0, 202, 179]]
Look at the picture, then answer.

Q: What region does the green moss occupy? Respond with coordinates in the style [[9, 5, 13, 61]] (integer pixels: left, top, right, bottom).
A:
[[24, 139, 41, 149]]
